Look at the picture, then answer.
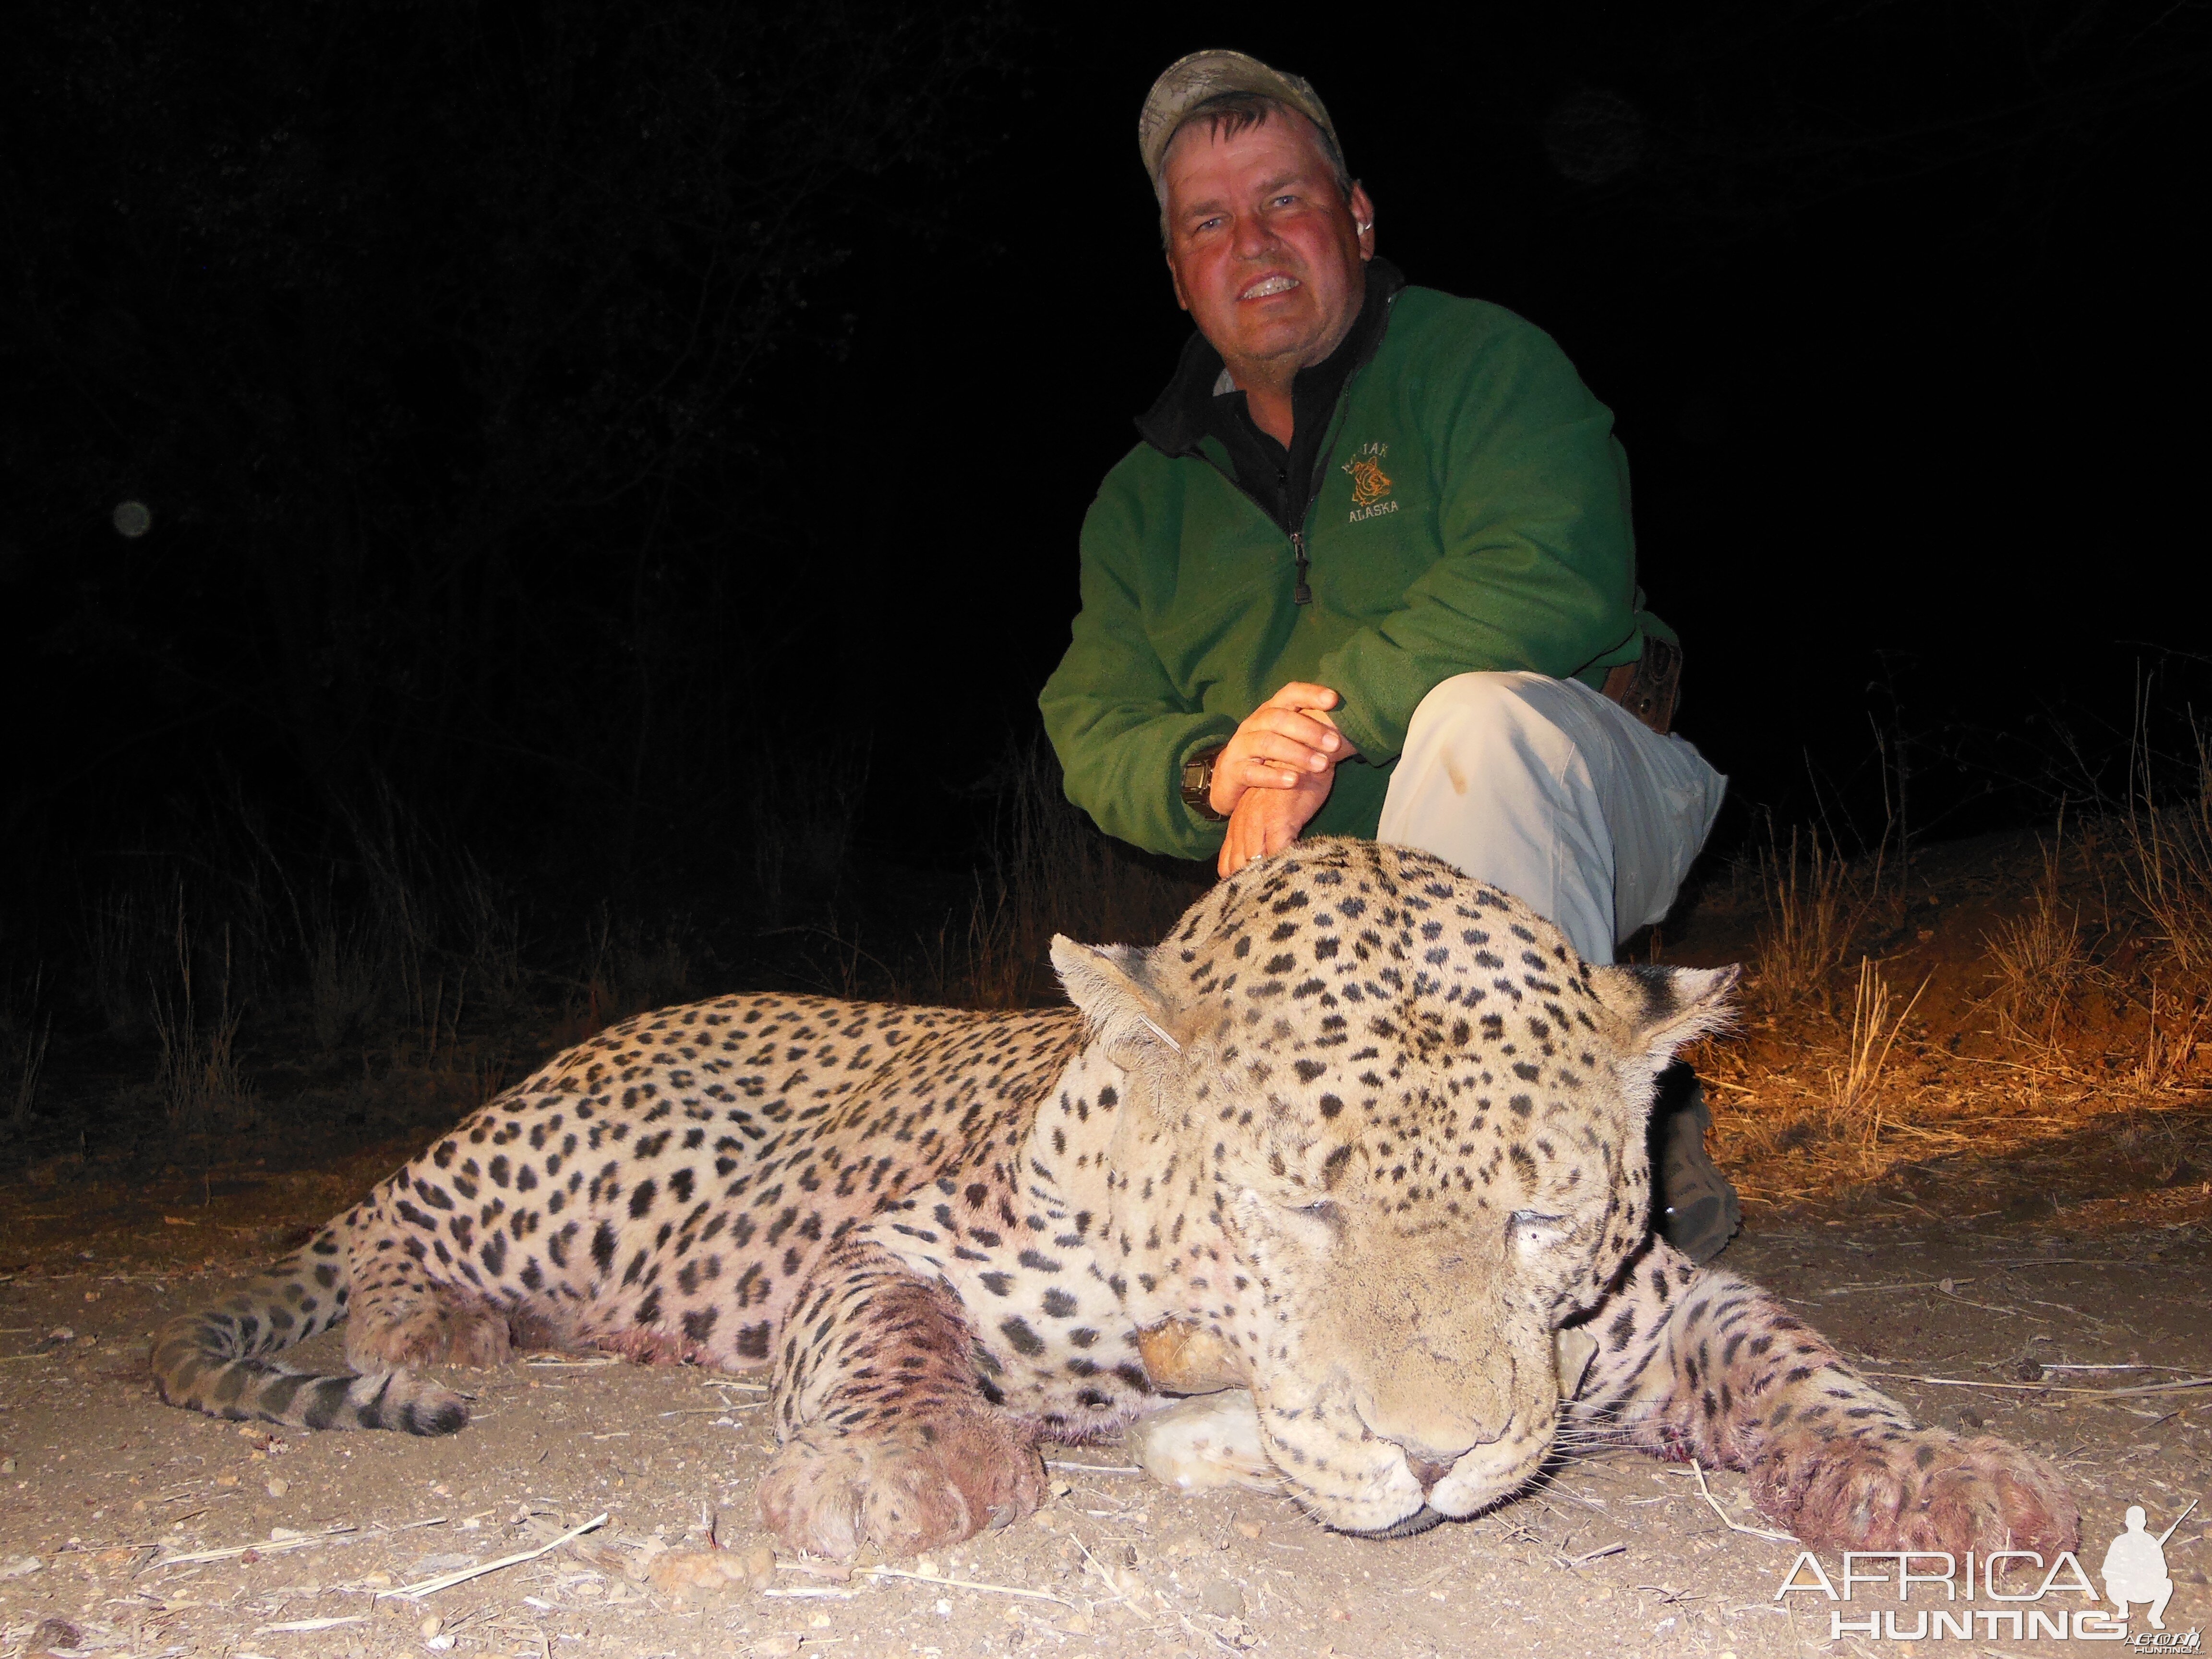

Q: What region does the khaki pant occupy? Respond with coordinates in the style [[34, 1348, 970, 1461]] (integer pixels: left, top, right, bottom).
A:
[[1376, 672, 1728, 966]]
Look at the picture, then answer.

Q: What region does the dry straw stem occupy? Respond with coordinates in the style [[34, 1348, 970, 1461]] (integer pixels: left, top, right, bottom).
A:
[[155, 1523, 362, 1567], [1866, 1372, 2212, 1405], [859, 1566, 1075, 1606], [154, 1514, 451, 1568], [1827, 957, 1929, 1150], [1687, 1460, 1798, 1543], [382, 1511, 607, 1599], [765, 1556, 1094, 1612]]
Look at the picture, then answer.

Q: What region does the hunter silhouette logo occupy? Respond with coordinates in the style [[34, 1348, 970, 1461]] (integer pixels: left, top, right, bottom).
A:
[[1343, 441, 1397, 521], [2105, 1500, 2195, 1632]]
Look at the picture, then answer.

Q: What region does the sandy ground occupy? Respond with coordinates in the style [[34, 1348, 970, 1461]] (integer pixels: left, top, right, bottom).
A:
[[2, 1150, 2209, 1659]]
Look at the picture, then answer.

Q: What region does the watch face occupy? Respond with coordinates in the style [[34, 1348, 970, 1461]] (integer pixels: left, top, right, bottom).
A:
[[1181, 747, 1229, 818], [1182, 753, 1226, 818]]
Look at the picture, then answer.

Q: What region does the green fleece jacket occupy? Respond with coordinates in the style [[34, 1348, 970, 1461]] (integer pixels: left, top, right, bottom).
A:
[[1040, 277, 1669, 862]]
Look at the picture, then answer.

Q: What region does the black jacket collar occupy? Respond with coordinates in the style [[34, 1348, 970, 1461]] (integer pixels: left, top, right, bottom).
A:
[[1134, 257, 1407, 458]]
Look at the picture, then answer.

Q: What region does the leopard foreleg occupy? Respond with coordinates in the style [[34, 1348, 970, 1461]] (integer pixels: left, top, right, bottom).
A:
[[1567, 1239, 2079, 1556], [756, 1237, 1046, 1559]]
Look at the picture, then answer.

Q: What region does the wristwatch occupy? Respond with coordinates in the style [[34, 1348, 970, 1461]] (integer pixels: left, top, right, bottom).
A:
[[1180, 745, 1229, 821]]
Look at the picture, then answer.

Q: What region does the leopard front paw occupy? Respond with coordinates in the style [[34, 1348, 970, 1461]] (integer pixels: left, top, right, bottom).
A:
[[1754, 1427, 2079, 1556], [756, 1411, 1046, 1560]]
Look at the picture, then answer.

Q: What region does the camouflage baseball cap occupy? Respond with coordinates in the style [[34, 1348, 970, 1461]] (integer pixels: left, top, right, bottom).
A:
[[1137, 49, 1343, 188]]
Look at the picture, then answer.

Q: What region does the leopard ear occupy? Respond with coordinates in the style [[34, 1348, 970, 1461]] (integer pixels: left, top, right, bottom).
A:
[[1050, 937, 1184, 1067], [1591, 963, 1740, 1060]]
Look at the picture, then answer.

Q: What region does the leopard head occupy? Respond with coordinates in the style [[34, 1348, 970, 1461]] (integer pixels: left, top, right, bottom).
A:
[[1052, 838, 1734, 1536]]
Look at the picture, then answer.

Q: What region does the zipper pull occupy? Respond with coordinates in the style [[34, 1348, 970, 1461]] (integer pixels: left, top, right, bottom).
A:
[[1290, 531, 1311, 605]]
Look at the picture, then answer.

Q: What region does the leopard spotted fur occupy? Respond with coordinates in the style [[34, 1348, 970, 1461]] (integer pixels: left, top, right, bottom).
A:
[[152, 839, 2078, 1560]]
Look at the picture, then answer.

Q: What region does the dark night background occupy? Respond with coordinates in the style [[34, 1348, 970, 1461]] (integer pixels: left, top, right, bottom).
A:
[[3, 0, 2208, 1118]]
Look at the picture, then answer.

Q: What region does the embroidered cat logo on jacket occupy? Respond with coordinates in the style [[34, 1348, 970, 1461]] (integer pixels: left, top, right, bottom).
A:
[[1343, 441, 1397, 520]]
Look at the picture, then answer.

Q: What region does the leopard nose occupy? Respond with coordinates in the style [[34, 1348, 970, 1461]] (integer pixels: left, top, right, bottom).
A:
[[1406, 1456, 1454, 1493]]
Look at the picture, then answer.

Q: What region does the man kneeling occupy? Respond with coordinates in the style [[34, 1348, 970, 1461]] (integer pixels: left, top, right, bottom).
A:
[[1040, 49, 1736, 1257]]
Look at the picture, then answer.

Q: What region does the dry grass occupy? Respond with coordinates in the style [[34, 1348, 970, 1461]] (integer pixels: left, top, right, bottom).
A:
[[2099, 721, 2212, 1102], [16, 789, 565, 1152], [18, 728, 1202, 1154], [559, 910, 697, 1041], [150, 902, 254, 1137], [747, 742, 869, 931], [1824, 957, 1929, 1157], [82, 887, 150, 1037], [1980, 831, 2085, 1051], [2126, 736, 2212, 980], [17, 687, 2208, 1231], [1753, 827, 1858, 1012], [953, 741, 1200, 1009], [307, 921, 379, 1053], [1709, 757, 2212, 1220], [2, 969, 50, 1135], [2125, 985, 2209, 1098]]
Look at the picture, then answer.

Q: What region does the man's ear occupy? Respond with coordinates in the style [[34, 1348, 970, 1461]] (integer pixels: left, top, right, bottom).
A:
[[1591, 963, 1741, 1061], [1050, 937, 1184, 1069], [1166, 250, 1191, 313], [1348, 181, 1376, 258]]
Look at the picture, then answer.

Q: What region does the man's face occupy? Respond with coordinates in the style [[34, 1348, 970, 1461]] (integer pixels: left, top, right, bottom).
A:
[[1161, 112, 1375, 381]]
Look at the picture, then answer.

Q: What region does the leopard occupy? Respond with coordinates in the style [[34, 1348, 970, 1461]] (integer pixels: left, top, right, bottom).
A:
[[152, 838, 2077, 1562]]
